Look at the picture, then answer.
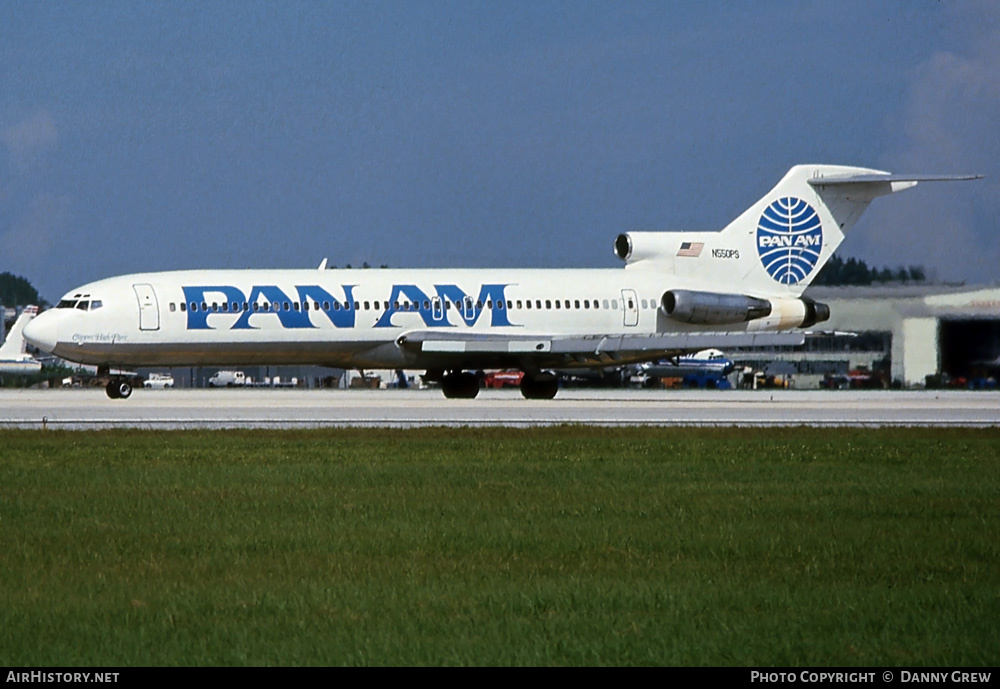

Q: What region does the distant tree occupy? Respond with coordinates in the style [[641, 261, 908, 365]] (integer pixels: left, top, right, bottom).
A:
[[0, 272, 48, 308], [812, 256, 926, 286]]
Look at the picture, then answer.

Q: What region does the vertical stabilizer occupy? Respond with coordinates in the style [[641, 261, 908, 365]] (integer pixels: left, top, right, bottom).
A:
[[0, 306, 39, 358]]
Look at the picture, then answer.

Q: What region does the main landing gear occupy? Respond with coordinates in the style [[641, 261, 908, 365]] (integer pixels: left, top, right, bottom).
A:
[[433, 369, 560, 400], [440, 370, 480, 399], [519, 372, 559, 400]]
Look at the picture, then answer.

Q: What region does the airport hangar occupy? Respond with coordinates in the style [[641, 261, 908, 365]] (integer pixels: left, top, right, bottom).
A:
[[729, 283, 1000, 389]]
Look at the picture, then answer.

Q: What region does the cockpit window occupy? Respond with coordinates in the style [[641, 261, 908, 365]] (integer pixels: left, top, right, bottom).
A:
[[57, 300, 75, 309], [90, 300, 102, 310], [76, 301, 90, 311]]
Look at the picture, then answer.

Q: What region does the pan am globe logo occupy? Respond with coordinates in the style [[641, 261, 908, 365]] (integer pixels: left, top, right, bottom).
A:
[[756, 197, 823, 285]]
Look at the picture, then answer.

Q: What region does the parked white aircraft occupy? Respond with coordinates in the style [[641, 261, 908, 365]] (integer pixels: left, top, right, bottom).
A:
[[0, 306, 42, 376], [23, 165, 979, 399], [640, 348, 735, 378]]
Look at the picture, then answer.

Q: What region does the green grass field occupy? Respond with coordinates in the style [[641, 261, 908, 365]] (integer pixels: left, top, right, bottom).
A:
[[1, 427, 997, 666]]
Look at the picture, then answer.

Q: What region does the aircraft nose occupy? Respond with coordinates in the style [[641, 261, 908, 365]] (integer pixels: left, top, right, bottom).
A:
[[22, 312, 59, 353]]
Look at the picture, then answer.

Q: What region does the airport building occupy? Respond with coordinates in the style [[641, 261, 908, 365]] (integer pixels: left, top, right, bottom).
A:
[[731, 284, 1000, 389]]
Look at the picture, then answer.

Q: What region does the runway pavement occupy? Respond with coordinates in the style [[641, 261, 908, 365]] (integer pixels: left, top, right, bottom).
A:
[[1, 387, 998, 429]]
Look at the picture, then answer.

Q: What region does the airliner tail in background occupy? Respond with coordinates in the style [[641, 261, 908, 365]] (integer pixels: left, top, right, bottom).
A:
[[0, 306, 42, 376]]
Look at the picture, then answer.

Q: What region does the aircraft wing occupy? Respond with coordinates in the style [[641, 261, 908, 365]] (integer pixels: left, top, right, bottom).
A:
[[397, 330, 804, 368]]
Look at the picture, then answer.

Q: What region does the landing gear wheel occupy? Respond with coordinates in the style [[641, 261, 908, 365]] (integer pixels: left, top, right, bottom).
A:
[[105, 380, 132, 399], [441, 371, 480, 399], [520, 374, 559, 400]]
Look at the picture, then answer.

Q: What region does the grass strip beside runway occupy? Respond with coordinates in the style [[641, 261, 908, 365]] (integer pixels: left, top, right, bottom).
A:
[[2, 427, 998, 666]]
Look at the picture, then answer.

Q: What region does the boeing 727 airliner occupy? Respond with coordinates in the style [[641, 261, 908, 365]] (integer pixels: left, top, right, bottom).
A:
[[23, 165, 979, 399]]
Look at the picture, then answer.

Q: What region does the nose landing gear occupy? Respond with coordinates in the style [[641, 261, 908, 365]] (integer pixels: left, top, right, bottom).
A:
[[105, 379, 133, 399]]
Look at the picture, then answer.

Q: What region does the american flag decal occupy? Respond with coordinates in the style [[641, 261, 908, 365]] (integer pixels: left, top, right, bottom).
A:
[[677, 242, 704, 257]]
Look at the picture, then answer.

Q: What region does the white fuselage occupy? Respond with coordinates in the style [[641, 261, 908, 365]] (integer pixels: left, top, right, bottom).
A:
[[22, 266, 791, 372]]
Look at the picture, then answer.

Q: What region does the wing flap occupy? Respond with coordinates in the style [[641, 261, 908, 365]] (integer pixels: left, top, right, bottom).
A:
[[400, 331, 804, 358]]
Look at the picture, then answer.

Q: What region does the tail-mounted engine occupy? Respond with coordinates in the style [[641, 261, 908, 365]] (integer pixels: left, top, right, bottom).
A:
[[614, 232, 679, 265]]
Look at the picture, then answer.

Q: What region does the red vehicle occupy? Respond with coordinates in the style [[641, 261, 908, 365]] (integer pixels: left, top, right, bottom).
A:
[[483, 370, 525, 389]]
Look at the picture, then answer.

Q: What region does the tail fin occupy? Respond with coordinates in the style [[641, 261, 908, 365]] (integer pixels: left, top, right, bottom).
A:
[[618, 165, 981, 298], [721, 165, 986, 296], [0, 306, 39, 358]]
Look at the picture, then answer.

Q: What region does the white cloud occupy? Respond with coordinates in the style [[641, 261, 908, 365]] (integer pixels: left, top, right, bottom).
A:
[[848, 4, 1000, 284]]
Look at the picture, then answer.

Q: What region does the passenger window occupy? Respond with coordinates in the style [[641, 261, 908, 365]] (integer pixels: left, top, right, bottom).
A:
[[584, 300, 590, 309], [545, 300, 551, 309], [180, 302, 186, 312], [611, 300, 618, 309], [555, 300, 560, 309], [564, 300, 570, 309], [602, 300, 609, 309]]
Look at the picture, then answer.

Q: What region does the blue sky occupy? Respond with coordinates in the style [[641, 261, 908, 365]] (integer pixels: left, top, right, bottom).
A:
[[2, 0, 997, 302]]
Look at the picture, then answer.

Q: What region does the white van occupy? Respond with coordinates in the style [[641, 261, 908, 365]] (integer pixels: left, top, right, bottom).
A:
[[208, 370, 247, 387]]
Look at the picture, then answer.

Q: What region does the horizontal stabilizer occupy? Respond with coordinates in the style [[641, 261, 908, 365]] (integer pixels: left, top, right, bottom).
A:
[[808, 173, 982, 186]]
